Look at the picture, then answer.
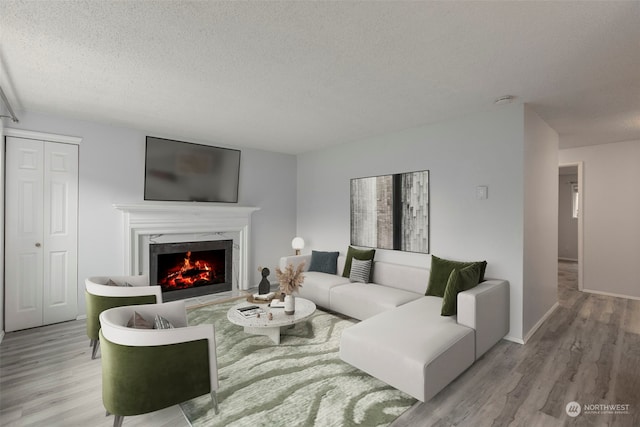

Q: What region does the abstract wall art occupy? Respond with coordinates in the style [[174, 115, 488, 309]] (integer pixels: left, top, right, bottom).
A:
[[350, 170, 429, 253]]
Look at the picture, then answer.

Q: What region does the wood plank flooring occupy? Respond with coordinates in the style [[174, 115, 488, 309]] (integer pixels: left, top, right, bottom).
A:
[[393, 261, 640, 427], [1, 262, 638, 426], [0, 317, 188, 427]]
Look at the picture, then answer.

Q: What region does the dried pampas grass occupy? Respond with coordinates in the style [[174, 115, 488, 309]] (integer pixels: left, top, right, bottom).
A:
[[275, 262, 305, 295]]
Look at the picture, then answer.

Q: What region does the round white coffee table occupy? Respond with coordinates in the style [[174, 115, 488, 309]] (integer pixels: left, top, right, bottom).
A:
[[227, 297, 316, 344]]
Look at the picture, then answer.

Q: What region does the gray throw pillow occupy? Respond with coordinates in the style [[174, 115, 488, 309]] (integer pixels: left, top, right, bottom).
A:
[[308, 250, 340, 274], [154, 314, 175, 329], [349, 258, 372, 283], [105, 279, 133, 287]]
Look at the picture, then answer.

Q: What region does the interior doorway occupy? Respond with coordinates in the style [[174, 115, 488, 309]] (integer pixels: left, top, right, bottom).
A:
[[558, 162, 583, 291]]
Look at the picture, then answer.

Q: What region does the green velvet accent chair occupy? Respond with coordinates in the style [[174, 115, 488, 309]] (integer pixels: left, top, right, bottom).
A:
[[99, 300, 219, 427], [85, 275, 162, 359]]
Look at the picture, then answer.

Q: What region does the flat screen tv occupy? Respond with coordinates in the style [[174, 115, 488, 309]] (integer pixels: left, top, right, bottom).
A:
[[144, 136, 241, 203]]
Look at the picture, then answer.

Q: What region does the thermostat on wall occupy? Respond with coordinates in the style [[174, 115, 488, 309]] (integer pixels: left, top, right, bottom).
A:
[[476, 186, 488, 200]]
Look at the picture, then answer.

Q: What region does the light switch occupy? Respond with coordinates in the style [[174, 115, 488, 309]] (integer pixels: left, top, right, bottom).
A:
[[476, 186, 488, 200]]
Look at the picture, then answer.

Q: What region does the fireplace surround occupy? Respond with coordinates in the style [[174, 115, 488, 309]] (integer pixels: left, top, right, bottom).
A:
[[114, 203, 260, 296]]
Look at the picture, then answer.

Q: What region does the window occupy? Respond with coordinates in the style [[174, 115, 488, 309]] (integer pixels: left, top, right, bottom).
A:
[[571, 183, 579, 219]]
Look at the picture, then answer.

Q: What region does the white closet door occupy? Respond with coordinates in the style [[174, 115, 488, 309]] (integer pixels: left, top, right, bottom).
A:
[[5, 137, 78, 331], [43, 142, 78, 325], [5, 137, 45, 331]]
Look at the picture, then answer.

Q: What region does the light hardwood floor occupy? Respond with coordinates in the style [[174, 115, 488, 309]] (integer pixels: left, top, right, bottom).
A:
[[393, 261, 640, 427], [1, 263, 638, 426]]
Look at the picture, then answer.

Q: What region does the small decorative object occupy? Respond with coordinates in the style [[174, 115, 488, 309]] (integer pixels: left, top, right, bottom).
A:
[[268, 312, 273, 320], [291, 237, 305, 255], [269, 298, 285, 308], [257, 266, 271, 295], [250, 291, 275, 303], [275, 262, 305, 315]]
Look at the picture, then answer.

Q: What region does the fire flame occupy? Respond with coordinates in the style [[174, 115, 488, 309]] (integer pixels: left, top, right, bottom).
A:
[[159, 251, 217, 289]]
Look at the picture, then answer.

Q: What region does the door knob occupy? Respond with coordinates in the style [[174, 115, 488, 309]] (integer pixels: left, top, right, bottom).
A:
[[35, 243, 41, 248]]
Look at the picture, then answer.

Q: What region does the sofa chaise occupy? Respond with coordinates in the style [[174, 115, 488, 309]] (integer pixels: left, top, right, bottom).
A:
[[279, 253, 509, 402]]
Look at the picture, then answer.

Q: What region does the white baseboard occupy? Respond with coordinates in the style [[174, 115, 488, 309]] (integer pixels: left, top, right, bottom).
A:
[[523, 302, 560, 344], [76, 314, 87, 321], [503, 335, 524, 345], [582, 288, 640, 301], [0, 330, 5, 344]]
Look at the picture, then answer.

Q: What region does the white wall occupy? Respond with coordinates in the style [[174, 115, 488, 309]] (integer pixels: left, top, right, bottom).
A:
[[0, 114, 6, 339], [560, 140, 640, 299], [297, 105, 527, 341], [522, 106, 559, 339], [7, 110, 297, 316], [558, 172, 578, 260]]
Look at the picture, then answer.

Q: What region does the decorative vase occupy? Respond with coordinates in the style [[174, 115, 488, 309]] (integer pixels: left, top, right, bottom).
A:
[[284, 294, 295, 315]]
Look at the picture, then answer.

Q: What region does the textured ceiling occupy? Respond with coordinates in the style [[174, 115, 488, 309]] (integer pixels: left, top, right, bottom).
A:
[[1, 1, 639, 154]]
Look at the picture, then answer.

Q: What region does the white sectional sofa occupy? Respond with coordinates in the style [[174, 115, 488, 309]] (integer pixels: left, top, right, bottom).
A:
[[279, 253, 510, 402]]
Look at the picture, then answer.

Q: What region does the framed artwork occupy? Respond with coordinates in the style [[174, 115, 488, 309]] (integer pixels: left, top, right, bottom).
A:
[[350, 170, 429, 253]]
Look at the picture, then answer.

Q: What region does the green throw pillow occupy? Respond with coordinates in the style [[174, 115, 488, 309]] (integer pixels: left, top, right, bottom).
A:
[[441, 263, 482, 316], [425, 255, 487, 297], [342, 246, 376, 279]]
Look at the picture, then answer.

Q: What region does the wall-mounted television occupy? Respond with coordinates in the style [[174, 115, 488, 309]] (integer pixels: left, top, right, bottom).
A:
[[144, 136, 241, 203]]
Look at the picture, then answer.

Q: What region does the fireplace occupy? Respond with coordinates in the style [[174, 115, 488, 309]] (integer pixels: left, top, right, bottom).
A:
[[115, 203, 259, 292], [149, 239, 233, 301]]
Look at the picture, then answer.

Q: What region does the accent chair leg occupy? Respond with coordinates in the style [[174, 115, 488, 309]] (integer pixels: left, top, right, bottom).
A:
[[113, 415, 124, 427], [211, 391, 219, 415], [91, 339, 100, 359]]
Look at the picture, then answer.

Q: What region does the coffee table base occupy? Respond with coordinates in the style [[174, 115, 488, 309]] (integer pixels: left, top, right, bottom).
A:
[[244, 325, 294, 344]]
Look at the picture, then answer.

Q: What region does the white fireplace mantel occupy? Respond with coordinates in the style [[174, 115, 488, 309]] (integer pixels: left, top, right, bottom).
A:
[[114, 203, 260, 290]]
